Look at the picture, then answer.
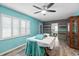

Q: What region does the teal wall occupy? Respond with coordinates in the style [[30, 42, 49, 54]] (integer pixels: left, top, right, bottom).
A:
[[73, 10, 79, 16], [0, 5, 42, 54]]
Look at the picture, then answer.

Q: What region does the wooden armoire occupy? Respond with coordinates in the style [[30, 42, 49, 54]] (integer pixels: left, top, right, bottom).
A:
[[69, 16, 79, 49]]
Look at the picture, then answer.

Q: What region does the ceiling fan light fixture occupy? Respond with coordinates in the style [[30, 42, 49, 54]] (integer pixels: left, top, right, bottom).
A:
[[41, 10, 46, 14], [33, 3, 55, 15]]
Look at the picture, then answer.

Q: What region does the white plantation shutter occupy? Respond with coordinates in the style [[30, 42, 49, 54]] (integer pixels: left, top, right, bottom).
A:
[[2, 14, 11, 38], [20, 20, 26, 35], [13, 17, 19, 37], [0, 13, 30, 40], [26, 20, 30, 35]]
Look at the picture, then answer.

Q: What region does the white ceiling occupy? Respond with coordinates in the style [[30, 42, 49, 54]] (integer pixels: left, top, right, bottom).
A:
[[1, 3, 79, 21]]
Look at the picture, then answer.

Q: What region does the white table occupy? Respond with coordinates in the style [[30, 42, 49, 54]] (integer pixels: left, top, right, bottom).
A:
[[27, 36, 59, 49]]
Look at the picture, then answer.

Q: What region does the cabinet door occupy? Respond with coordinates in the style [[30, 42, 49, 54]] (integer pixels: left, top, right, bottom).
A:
[[69, 16, 79, 49], [69, 17, 74, 48], [77, 16, 79, 49], [73, 17, 78, 49]]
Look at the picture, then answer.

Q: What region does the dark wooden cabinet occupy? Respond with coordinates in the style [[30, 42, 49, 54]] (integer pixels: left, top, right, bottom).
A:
[[69, 16, 79, 49]]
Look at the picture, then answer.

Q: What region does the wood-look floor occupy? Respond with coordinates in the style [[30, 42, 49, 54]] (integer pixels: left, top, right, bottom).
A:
[[5, 40, 79, 56], [3, 34, 79, 56], [46, 33, 79, 56], [46, 40, 79, 56]]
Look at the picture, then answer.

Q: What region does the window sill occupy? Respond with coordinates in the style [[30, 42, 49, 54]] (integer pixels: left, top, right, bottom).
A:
[[0, 35, 29, 41]]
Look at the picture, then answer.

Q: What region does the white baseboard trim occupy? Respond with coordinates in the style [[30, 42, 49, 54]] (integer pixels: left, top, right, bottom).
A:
[[0, 43, 26, 56]]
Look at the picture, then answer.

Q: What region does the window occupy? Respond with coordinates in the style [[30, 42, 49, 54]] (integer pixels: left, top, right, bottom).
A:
[[26, 20, 30, 35], [68, 23, 70, 32], [13, 17, 19, 37], [51, 23, 58, 36], [2, 14, 11, 38], [0, 14, 30, 40], [20, 20, 26, 35]]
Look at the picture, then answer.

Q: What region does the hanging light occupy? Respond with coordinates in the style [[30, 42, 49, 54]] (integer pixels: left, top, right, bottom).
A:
[[41, 10, 46, 15]]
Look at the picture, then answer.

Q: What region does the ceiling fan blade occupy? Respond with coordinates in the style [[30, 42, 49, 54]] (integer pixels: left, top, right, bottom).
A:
[[33, 5, 42, 10], [47, 3, 54, 9], [34, 11, 41, 14], [47, 10, 56, 12]]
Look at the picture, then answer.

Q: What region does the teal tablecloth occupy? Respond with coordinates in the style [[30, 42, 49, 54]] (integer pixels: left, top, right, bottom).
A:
[[25, 39, 45, 56]]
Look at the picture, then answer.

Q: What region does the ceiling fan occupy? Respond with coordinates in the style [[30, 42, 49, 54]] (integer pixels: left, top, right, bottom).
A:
[[33, 3, 56, 15]]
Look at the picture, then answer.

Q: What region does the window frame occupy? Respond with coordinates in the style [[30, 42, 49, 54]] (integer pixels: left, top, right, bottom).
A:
[[1, 14, 12, 39], [25, 20, 30, 35], [12, 17, 20, 38], [0, 13, 30, 40], [20, 20, 26, 36]]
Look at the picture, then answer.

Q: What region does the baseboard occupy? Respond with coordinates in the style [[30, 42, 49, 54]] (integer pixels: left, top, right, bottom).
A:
[[0, 43, 26, 56]]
